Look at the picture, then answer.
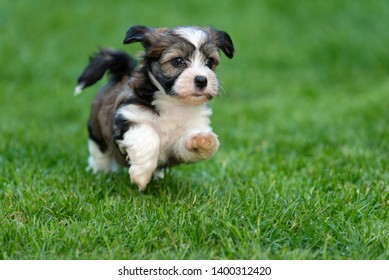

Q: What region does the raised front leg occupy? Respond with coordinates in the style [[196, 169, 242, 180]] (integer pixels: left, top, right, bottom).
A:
[[116, 124, 160, 191], [176, 131, 219, 163], [186, 132, 219, 160]]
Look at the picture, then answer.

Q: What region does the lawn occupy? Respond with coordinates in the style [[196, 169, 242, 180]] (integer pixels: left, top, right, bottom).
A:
[[0, 0, 388, 259]]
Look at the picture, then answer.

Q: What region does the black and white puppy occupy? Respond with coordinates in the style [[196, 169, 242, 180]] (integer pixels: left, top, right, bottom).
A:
[[75, 25, 234, 191]]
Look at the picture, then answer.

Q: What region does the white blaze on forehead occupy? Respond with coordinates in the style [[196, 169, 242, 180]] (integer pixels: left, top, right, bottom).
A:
[[174, 27, 210, 66], [174, 27, 207, 49]]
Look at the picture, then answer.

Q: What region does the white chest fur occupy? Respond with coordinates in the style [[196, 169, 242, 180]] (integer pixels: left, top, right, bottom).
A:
[[116, 93, 213, 165]]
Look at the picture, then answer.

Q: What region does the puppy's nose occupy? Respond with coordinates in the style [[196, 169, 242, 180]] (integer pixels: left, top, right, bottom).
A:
[[194, 75, 208, 89]]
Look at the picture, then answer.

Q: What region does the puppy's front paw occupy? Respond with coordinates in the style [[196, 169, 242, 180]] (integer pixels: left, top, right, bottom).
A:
[[186, 133, 219, 160], [129, 164, 155, 191]]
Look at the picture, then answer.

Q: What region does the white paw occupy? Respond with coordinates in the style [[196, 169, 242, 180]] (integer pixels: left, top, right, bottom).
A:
[[129, 168, 153, 191], [153, 168, 166, 180], [87, 140, 120, 173]]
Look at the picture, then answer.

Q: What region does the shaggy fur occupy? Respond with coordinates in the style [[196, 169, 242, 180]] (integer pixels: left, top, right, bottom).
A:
[[75, 25, 234, 191]]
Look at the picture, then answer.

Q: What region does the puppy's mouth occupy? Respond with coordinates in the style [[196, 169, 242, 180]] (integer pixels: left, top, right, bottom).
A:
[[173, 91, 214, 106], [192, 92, 213, 99], [185, 90, 216, 100]]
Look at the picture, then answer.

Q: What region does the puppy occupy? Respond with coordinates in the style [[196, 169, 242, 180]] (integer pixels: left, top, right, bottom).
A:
[[75, 25, 234, 191]]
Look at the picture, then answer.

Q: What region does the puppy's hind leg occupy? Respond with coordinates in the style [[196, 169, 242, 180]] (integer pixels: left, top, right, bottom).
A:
[[116, 124, 160, 191], [87, 139, 119, 173]]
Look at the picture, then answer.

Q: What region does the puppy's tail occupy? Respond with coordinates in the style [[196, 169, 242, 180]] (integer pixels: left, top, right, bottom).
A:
[[74, 49, 137, 95]]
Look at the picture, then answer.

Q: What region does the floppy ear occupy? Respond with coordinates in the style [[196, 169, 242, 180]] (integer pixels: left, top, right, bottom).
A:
[[209, 28, 235, 59], [123, 25, 150, 45]]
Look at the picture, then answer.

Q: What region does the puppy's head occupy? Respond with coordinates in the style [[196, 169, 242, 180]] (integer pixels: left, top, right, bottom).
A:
[[124, 25, 234, 105]]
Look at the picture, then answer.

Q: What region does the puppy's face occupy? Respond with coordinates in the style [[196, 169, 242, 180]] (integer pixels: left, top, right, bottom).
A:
[[124, 26, 234, 105]]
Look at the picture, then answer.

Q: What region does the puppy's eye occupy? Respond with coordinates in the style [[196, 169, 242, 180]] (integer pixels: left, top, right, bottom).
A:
[[205, 57, 216, 69], [171, 57, 185, 67]]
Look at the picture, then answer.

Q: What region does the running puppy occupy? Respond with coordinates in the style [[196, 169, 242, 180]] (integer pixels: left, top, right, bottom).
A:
[[75, 25, 234, 191]]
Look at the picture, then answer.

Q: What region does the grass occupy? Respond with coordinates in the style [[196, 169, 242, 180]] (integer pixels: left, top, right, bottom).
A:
[[0, 0, 388, 259]]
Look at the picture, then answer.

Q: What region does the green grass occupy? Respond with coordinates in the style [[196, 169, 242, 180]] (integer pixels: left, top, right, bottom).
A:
[[0, 0, 388, 259]]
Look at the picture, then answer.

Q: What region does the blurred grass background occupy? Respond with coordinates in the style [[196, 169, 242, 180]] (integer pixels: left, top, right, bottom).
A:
[[0, 0, 388, 259]]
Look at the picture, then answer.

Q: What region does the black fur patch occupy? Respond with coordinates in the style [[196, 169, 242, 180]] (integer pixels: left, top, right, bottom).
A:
[[122, 95, 158, 113], [77, 49, 137, 90], [112, 113, 133, 143], [132, 62, 159, 102], [87, 121, 107, 153]]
